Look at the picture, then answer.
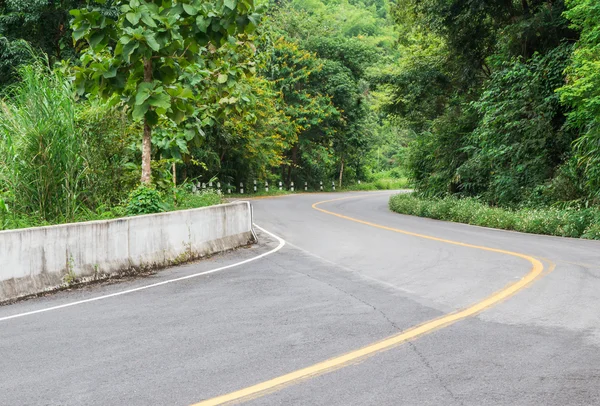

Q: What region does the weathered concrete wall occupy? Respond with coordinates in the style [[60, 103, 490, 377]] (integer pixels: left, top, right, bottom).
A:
[[0, 202, 254, 302]]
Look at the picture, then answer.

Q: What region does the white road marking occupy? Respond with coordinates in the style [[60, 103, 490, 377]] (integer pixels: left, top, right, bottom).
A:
[[0, 224, 285, 323]]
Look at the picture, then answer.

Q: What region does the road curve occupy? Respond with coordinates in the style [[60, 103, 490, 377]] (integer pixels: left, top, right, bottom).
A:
[[1, 191, 600, 405]]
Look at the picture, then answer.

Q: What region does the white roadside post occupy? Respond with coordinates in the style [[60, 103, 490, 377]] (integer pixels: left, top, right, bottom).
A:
[[265, 181, 269, 192], [320, 181, 323, 191], [279, 181, 282, 191], [227, 183, 231, 194], [217, 182, 221, 193], [304, 182, 308, 191], [240, 182, 244, 194], [291, 182, 295, 192], [254, 179, 257, 193], [332, 181, 335, 191]]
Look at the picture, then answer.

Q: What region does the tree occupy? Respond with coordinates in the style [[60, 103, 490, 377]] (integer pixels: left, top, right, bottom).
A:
[[558, 0, 600, 199], [0, 0, 89, 60], [71, 0, 259, 184], [0, 0, 92, 87]]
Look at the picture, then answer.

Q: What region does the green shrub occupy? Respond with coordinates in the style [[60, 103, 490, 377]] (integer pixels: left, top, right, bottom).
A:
[[177, 190, 222, 210], [0, 61, 135, 225], [389, 193, 600, 240], [344, 177, 409, 191], [0, 62, 82, 221], [126, 185, 167, 216]]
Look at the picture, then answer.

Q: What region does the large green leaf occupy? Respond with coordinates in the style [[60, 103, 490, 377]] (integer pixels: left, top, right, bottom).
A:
[[140, 13, 158, 28], [196, 16, 210, 33], [224, 0, 237, 11], [135, 82, 154, 105], [182, 3, 198, 16], [132, 102, 150, 121], [126, 12, 141, 25], [144, 34, 161, 51], [147, 92, 172, 110]]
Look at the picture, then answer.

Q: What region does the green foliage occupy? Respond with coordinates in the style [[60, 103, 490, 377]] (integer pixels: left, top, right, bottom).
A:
[[0, 37, 33, 87], [406, 104, 477, 197], [262, 0, 399, 187], [125, 184, 165, 216], [0, 61, 134, 228], [0, 62, 86, 221], [0, 0, 88, 65], [389, 194, 600, 239], [176, 190, 222, 211], [558, 0, 600, 200], [387, 0, 600, 213], [344, 177, 409, 191], [459, 44, 575, 206], [71, 0, 260, 182], [0, 0, 410, 232]]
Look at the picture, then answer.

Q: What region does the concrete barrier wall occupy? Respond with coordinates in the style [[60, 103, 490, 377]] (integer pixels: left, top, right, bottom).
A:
[[0, 201, 254, 302]]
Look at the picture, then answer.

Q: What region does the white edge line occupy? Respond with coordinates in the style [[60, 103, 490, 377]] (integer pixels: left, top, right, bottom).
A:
[[0, 223, 285, 323]]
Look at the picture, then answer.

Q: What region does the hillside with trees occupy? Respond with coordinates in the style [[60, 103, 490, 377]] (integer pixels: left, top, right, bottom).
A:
[[1, 0, 599, 237]]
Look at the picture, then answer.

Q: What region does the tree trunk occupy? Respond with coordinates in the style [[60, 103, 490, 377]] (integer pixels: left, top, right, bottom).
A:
[[172, 161, 177, 205], [338, 155, 344, 188], [141, 120, 152, 184], [140, 59, 153, 184], [288, 144, 299, 185], [172, 162, 177, 188]]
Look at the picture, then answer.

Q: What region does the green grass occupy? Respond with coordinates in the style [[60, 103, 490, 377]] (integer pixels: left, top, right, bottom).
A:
[[227, 189, 293, 198], [0, 189, 223, 231], [343, 177, 410, 191], [176, 190, 223, 210], [222, 177, 410, 198], [389, 193, 600, 240]]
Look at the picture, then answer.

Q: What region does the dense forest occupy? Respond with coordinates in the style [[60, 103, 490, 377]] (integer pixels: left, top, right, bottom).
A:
[[1, 0, 599, 234], [386, 0, 600, 209], [0, 0, 406, 228]]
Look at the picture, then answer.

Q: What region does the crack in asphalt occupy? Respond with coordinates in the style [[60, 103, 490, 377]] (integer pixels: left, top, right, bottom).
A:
[[265, 254, 402, 333], [265, 250, 464, 404], [408, 341, 465, 406]]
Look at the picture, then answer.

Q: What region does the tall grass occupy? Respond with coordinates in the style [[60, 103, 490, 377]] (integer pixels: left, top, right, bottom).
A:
[[389, 193, 600, 240], [0, 62, 87, 223]]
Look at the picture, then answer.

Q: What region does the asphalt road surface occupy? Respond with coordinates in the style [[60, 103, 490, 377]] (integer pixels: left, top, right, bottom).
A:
[[2, 191, 600, 405]]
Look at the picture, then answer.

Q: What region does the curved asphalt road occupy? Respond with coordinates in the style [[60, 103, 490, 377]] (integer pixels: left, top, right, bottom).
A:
[[1, 191, 600, 405]]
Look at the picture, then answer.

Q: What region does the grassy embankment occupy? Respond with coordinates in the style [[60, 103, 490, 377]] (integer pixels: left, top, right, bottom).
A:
[[389, 193, 600, 240]]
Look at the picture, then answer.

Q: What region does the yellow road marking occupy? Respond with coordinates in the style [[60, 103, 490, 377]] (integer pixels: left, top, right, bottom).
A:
[[193, 193, 546, 406]]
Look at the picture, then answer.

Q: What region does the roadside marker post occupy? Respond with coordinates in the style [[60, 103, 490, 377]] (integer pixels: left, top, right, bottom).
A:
[[305, 182, 308, 191], [254, 180, 257, 193], [217, 182, 221, 193], [332, 181, 335, 191], [265, 181, 269, 192], [279, 181, 282, 191], [240, 182, 244, 194], [320, 181, 323, 191], [291, 182, 295, 192]]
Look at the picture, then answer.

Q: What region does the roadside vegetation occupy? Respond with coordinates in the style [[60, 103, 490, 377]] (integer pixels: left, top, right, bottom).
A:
[[1, 0, 599, 237], [382, 0, 600, 238], [0, 0, 406, 231], [390, 194, 600, 239]]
